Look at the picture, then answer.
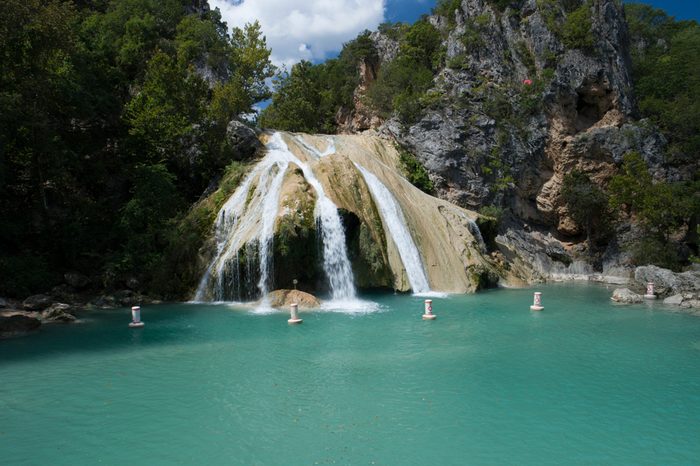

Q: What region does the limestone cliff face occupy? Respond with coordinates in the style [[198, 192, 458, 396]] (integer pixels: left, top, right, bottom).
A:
[[339, 0, 673, 280]]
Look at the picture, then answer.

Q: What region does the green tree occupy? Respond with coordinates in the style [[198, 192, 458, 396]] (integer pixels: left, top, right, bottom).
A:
[[259, 61, 321, 132], [625, 4, 700, 161], [561, 2, 594, 50], [608, 152, 698, 269]]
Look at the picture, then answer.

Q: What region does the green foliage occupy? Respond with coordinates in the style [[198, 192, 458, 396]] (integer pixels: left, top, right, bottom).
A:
[[625, 3, 700, 162], [396, 145, 435, 194], [0, 254, 58, 298], [0, 0, 274, 297], [537, 0, 562, 34], [261, 32, 378, 133], [481, 141, 514, 193], [152, 160, 251, 297], [259, 61, 321, 132], [608, 152, 699, 268], [561, 3, 594, 50], [515, 41, 536, 75], [433, 0, 462, 25], [489, 0, 518, 12]]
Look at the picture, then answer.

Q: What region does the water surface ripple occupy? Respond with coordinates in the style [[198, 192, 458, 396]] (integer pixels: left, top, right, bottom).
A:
[[1, 283, 699, 465]]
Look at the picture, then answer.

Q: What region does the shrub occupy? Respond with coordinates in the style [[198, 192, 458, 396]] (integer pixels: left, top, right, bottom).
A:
[[396, 145, 435, 194], [562, 3, 595, 50]]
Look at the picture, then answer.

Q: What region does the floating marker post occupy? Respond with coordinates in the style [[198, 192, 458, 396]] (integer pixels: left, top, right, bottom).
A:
[[288, 303, 303, 325], [422, 299, 437, 320], [530, 292, 544, 311], [129, 305, 145, 328], [644, 282, 656, 299]]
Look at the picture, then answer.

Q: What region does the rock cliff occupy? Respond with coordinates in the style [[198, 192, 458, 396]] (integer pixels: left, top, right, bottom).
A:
[[339, 0, 680, 281]]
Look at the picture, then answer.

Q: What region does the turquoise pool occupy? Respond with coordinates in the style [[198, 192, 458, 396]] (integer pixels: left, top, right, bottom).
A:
[[2, 283, 699, 465]]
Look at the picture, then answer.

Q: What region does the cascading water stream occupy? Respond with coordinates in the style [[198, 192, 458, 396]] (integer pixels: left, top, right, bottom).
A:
[[354, 163, 431, 294], [294, 135, 336, 158], [194, 136, 292, 302], [195, 132, 356, 304]]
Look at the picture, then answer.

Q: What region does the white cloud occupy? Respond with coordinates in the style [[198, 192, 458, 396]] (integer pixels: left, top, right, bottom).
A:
[[210, 0, 386, 67]]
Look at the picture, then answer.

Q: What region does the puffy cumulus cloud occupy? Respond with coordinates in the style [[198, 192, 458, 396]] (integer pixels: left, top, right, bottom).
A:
[[210, 0, 386, 68]]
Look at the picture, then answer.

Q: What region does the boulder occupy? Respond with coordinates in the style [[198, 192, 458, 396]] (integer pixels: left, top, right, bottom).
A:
[[0, 312, 41, 338], [634, 266, 700, 296], [23, 294, 53, 311], [663, 294, 684, 306], [64, 272, 89, 289], [611, 288, 643, 304], [42, 303, 77, 323], [226, 120, 262, 161], [268, 289, 321, 309]]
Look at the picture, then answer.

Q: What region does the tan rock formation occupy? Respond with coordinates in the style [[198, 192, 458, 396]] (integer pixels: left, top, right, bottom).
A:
[[268, 289, 321, 309]]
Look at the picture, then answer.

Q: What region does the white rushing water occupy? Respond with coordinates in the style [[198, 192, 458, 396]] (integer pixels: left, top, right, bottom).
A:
[[194, 139, 291, 302], [294, 135, 336, 158], [354, 163, 431, 294], [195, 132, 355, 304]]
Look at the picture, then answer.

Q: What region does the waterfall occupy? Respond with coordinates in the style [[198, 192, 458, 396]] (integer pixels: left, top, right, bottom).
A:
[[354, 163, 431, 294], [195, 132, 355, 303], [467, 219, 487, 253], [294, 135, 336, 158], [286, 138, 355, 300]]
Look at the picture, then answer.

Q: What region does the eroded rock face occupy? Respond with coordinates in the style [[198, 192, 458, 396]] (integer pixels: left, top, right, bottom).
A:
[[634, 266, 700, 297], [331, 0, 685, 282]]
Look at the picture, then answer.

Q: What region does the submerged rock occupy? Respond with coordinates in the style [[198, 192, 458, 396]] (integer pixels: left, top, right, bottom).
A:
[[42, 303, 77, 323], [0, 311, 41, 338], [663, 294, 684, 306], [268, 289, 321, 309], [611, 288, 643, 304]]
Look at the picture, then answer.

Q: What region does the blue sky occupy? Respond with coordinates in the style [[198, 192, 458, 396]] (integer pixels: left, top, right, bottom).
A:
[[212, 0, 699, 68]]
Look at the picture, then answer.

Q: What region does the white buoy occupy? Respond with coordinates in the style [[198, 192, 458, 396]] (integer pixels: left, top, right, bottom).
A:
[[288, 303, 303, 325], [530, 292, 544, 311], [644, 282, 656, 299], [422, 299, 437, 320], [129, 305, 145, 328]]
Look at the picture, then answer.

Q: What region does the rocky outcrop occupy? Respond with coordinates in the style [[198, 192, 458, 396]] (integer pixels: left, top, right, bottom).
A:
[[0, 311, 41, 338], [634, 266, 700, 297], [329, 0, 684, 283], [268, 289, 321, 309], [22, 294, 53, 311], [611, 288, 643, 304], [42, 303, 77, 323], [226, 120, 263, 160], [663, 294, 700, 311]]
